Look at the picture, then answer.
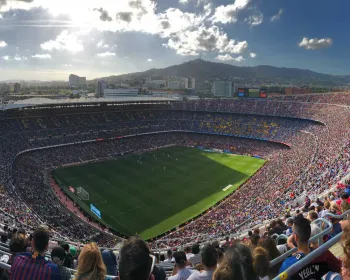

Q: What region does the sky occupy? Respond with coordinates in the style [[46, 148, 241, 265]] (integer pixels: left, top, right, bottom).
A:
[[0, 0, 347, 81]]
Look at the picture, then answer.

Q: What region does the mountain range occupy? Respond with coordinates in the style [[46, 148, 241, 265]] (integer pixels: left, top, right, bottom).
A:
[[94, 59, 350, 86]]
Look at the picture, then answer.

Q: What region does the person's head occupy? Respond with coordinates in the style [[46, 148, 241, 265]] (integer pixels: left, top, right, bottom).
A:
[[201, 244, 218, 269], [159, 254, 165, 262], [76, 243, 106, 280], [17, 228, 26, 236], [253, 228, 260, 235], [286, 218, 294, 227], [293, 215, 311, 247], [225, 236, 230, 242], [173, 251, 187, 269], [330, 202, 340, 213], [184, 246, 192, 254], [307, 210, 318, 222], [250, 234, 260, 247], [32, 225, 50, 254], [277, 219, 284, 227], [61, 242, 70, 253], [341, 201, 350, 214], [51, 246, 66, 266], [192, 243, 200, 254], [154, 253, 160, 264], [248, 231, 253, 237], [9, 233, 26, 254], [270, 220, 277, 228], [1, 232, 8, 243], [119, 236, 153, 280], [258, 236, 280, 260], [252, 247, 269, 278], [341, 193, 349, 201], [213, 243, 257, 280], [296, 209, 300, 214], [166, 249, 172, 259], [324, 200, 331, 210], [310, 224, 322, 248]]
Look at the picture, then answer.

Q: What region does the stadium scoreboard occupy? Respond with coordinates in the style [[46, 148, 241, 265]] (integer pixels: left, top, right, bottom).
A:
[[236, 88, 268, 98]]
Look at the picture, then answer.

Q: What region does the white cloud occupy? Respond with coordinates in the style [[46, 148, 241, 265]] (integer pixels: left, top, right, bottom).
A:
[[147, 58, 153, 62], [179, 0, 188, 3], [211, 0, 250, 24], [164, 25, 248, 56], [14, 55, 27, 61], [2, 56, 10, 60], [64, 64, 73, 67], [216, 54, 245, 62], [97, 40, 110, 48], [0, 40, 7, 48], [41, 30, 84, 53], [270, 9, 283, 22], [97, 52, 116, 57], [32, 54, 52, 59], [245, 12, 263, 26], [250, 52, 256, 58], [298, 37, 333, 50]]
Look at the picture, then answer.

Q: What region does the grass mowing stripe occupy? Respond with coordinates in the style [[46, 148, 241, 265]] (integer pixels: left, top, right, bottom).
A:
[[53, 147, 265, 239]]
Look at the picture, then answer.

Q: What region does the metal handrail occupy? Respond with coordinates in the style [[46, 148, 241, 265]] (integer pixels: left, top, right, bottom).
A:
[[273, 231, 342, 280], [269, 218, 333, 267], [323, 208, 350, 219]]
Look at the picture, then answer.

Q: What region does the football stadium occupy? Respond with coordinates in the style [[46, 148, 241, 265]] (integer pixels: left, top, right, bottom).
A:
[[0, 93, 349, 279]]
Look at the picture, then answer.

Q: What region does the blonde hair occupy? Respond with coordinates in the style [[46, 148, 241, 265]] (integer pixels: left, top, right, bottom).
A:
[[341, 201, 350, 214], [252, 247, 269, 278], [74, 243, 106, 280]]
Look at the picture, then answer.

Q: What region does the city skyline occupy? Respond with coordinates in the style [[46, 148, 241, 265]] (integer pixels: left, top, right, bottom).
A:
[[0, 0, 348, 80]]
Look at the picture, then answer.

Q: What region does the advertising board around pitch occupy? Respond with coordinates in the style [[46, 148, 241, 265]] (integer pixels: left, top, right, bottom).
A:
[[90, 204, 102, 219]]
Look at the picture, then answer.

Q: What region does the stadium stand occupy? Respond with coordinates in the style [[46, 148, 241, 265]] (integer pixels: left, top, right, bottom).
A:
[[0, 93, 349, 279]]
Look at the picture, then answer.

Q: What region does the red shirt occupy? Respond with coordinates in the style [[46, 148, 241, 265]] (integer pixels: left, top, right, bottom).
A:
[[312, 250, 341, 273], [336, 197, 350, 205]]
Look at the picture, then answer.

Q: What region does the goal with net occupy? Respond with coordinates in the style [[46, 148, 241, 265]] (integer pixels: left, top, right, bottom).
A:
[[76, 187, 90, 201]]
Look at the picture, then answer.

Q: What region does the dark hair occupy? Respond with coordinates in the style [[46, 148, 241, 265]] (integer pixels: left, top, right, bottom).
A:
[[286, 218, 294, 226], [253, 228, 260, 235], [201, 244, 218, 268], [61, 242, 70, 252], [192, 243, 200, 254], [1, 233, 8, 243], [33, 226, 50, 253], [270, 220, 277, 228], [250, 234, 260, 247], [258, 236, 280, 261], [3, 225, 8, 231], [248, 231, 253, 237], [51, 246, 66, 262], [17, 228, 26, 235], [294, 215, 311, 244], [184, 246, 192, 253], [160, 254, 165, 262], [342, 193, 349, 200], [167, 249, 172, 258], [12, 228, 17, 234], [119, 236, 152, 280], [154, 253, 159, 263], [9, 233, 26, 254], [296, 210, 300, 214], [308, 211, 318, 221], [213, 243, 257, 280]]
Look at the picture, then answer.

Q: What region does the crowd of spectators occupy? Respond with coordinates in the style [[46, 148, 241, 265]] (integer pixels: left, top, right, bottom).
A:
[[0, 95, 348, 250]]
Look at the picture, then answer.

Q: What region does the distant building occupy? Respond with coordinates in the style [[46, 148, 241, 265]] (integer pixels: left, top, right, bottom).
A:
[[212, 81, 234, 97], [188, 78, 196, 89], [167, 80, 183, 89], [182, 78, 189, 89], [69, 74, 86, 87], [96, 80, 108, 97], [0, 83, 10, 94], [104, 88, 139, 98], [14, 83, 21, 93]]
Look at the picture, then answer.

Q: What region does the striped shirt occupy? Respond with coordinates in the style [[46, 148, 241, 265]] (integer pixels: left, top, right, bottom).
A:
[[10, 252, 62, 280]]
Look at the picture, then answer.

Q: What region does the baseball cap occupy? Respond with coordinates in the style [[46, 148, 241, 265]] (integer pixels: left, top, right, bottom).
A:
[[173, 251, 187, 264]]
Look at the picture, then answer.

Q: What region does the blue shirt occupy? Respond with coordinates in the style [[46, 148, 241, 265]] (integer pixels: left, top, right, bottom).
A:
[[11, 252, 62, 280], [279, 252, 306, 274]]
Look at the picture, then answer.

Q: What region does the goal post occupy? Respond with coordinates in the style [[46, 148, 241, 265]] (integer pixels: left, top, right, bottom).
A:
[[76, 187, 90, 201]]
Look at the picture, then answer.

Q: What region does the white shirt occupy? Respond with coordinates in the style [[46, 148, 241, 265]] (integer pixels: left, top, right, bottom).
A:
[[277, 244, 288, 254], [168, 268, 194, 280], [188, 254, 201, 266], [187, 270, 215, 280]]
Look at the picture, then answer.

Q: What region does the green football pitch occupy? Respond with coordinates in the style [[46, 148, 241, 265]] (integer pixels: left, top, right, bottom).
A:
[[53, 147, 265, 240]]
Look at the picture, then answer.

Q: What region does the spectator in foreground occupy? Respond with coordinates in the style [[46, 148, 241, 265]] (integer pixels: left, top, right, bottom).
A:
[[213, 243, 257, 280], [51, 246, 72, 280], [188, 243, 201, 267], [118, 236, 154, 280], [253, 247, 270, 280], [168, 251, 193, 280], [101, 249, 118, 276], [10, 225, 62, 280], [61, 242, 74, 268], [188, 244, 217, 280], [153, 253, 166, 280], [74, 243, 106, 280], [259, 236, 281, 278], [279, 215, 336, 279]]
